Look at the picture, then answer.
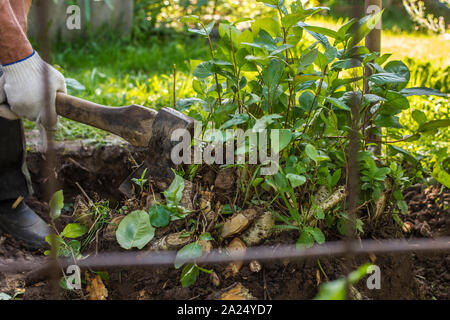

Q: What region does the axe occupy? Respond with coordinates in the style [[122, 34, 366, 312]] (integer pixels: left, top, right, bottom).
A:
[[0, 93, 194, 197]]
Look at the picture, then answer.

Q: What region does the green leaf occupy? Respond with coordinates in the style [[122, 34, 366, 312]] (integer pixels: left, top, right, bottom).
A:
[[400, 87, 447, 97], [348, 10, 383, 48], [252, 114, 283, 132], [315, 207, 325, 220], [252, 17, 281, 38], [305, 144, 319, 163], [388, 145, 418, 164], [221, 113, 249, 129], [175, 242, 202, 269], [311, 227, 325, 244], [298, 49, 318, 73], [418, 119, 450, 133], [163, 174, 185, 205], [199, 232, 214, 241], [49, 190, 64, 220], [331, 169, 342, 187], [180, 264, 199, 288], [331, 58, 361, 70], [179, 15, 200, 24], [297, 231, 314, 249], [384, 60, 410, 89], [116, 210, 155, 250], [369, 73, 407, 86], [411, 110, 427, 126], [315, 51, 329, 70], [61, 223, 87, 239], [149, 204, 171, 228], [286, 174, 307, 188], [374, 115, 402, 128], [194, 61, 214, 78], [303, 26, 338, 39], [273, 129, 293, 154], [325, 97, 351, 111], [432, 162, 450, 188]]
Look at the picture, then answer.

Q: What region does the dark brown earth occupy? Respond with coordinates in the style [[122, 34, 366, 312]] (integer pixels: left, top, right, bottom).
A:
[[0, 140, 449, 300]]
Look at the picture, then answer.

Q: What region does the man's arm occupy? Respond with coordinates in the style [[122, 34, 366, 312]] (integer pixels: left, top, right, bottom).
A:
[[0, 0, 33, 65]]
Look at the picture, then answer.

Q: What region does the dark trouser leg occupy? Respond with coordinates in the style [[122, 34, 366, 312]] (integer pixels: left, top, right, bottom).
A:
[[0, 117, 33, 201]]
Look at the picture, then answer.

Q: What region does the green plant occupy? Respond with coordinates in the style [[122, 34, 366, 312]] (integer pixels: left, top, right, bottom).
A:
[[177, 0, 448, 246]]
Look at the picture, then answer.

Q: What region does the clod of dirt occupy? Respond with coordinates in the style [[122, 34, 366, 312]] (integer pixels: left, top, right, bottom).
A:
[[150, 232, 192, 251], [374, 180, 392, 220], [180, 180, 195, 211], [221, 208, 260, 238], [308, 186, 347, 219], [210, 272, 220, 287], [241, 211, 275, 246], [85, 272, 108, 300], [224, 238, 247, 278], [249, 261, 262, 273], [103, 215, 125, 241], [221, 214, 249, 238], [215, 168, 236, 191], [199, 240, 213, 254], [72, 195, 93, 229], [402, 221, 413, 233], [210, 282, 256, 300]]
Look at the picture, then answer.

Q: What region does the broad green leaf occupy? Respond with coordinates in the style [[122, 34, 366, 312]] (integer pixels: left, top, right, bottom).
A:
[[304, 25, 338, 39], [348, 10, 383, 48], [286, 174, 307, 188], [180, 264, 199, 288], [384, 60, 410, 89], [418, 119, 450, 133], [297, 231, 314, 249], [194, 61, 214, 78], [175, 242, 202, 269], [326, 97, 351, 111], [49, 190, 64, 220], [388, 145, 418, 164], [61, 223, 87, 239], [149, 204, 171, 228], [311, 227, 325, 244], [331, 58, 361, 70], [400, 87, 447, 97], [163, 174, 185, 205], [116, 210, 155, 250], [252, 17, 281, 38], [411, 110, 427, 125], [305, 144, 319, 163], [273, 129, 293, 154], [176, 98, 204, 111], [369, 73, 407, 86], [315, 51, 329, 70], [221, 113, 249, 129], [374, 115, 402, 128], [432, 162, 450, 188], [252, 114, 283, 132], [298, 48, 318, 73]]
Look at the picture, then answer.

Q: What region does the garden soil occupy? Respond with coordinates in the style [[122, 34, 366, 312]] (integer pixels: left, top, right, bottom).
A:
[[0, 138, 448, 300]]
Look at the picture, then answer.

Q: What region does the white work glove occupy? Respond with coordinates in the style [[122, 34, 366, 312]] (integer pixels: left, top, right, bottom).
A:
[[0, 69, 19, 120], [0, 68, 5, 104], [2, 51, 66, 128]]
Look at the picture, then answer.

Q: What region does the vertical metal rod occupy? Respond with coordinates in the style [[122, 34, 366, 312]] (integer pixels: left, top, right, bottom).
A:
[[37, 0, 59, 299]]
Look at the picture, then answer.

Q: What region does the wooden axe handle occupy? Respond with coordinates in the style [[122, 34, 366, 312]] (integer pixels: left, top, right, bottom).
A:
[[55, 93, 157, 147]]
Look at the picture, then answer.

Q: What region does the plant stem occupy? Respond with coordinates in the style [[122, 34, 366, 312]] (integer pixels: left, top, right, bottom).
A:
[[173, 64, 177, 109]]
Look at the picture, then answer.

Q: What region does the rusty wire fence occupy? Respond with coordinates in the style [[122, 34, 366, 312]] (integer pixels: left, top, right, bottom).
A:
[[0, 0, 449, 300]]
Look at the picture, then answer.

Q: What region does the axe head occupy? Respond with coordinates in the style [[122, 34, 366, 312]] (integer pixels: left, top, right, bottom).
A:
[[119, 108, 194, 197]]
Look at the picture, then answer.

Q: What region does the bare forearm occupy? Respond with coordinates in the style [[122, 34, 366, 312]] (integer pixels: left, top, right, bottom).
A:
[[10, 0, 33, 33], [0, 0, 33, 65]]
